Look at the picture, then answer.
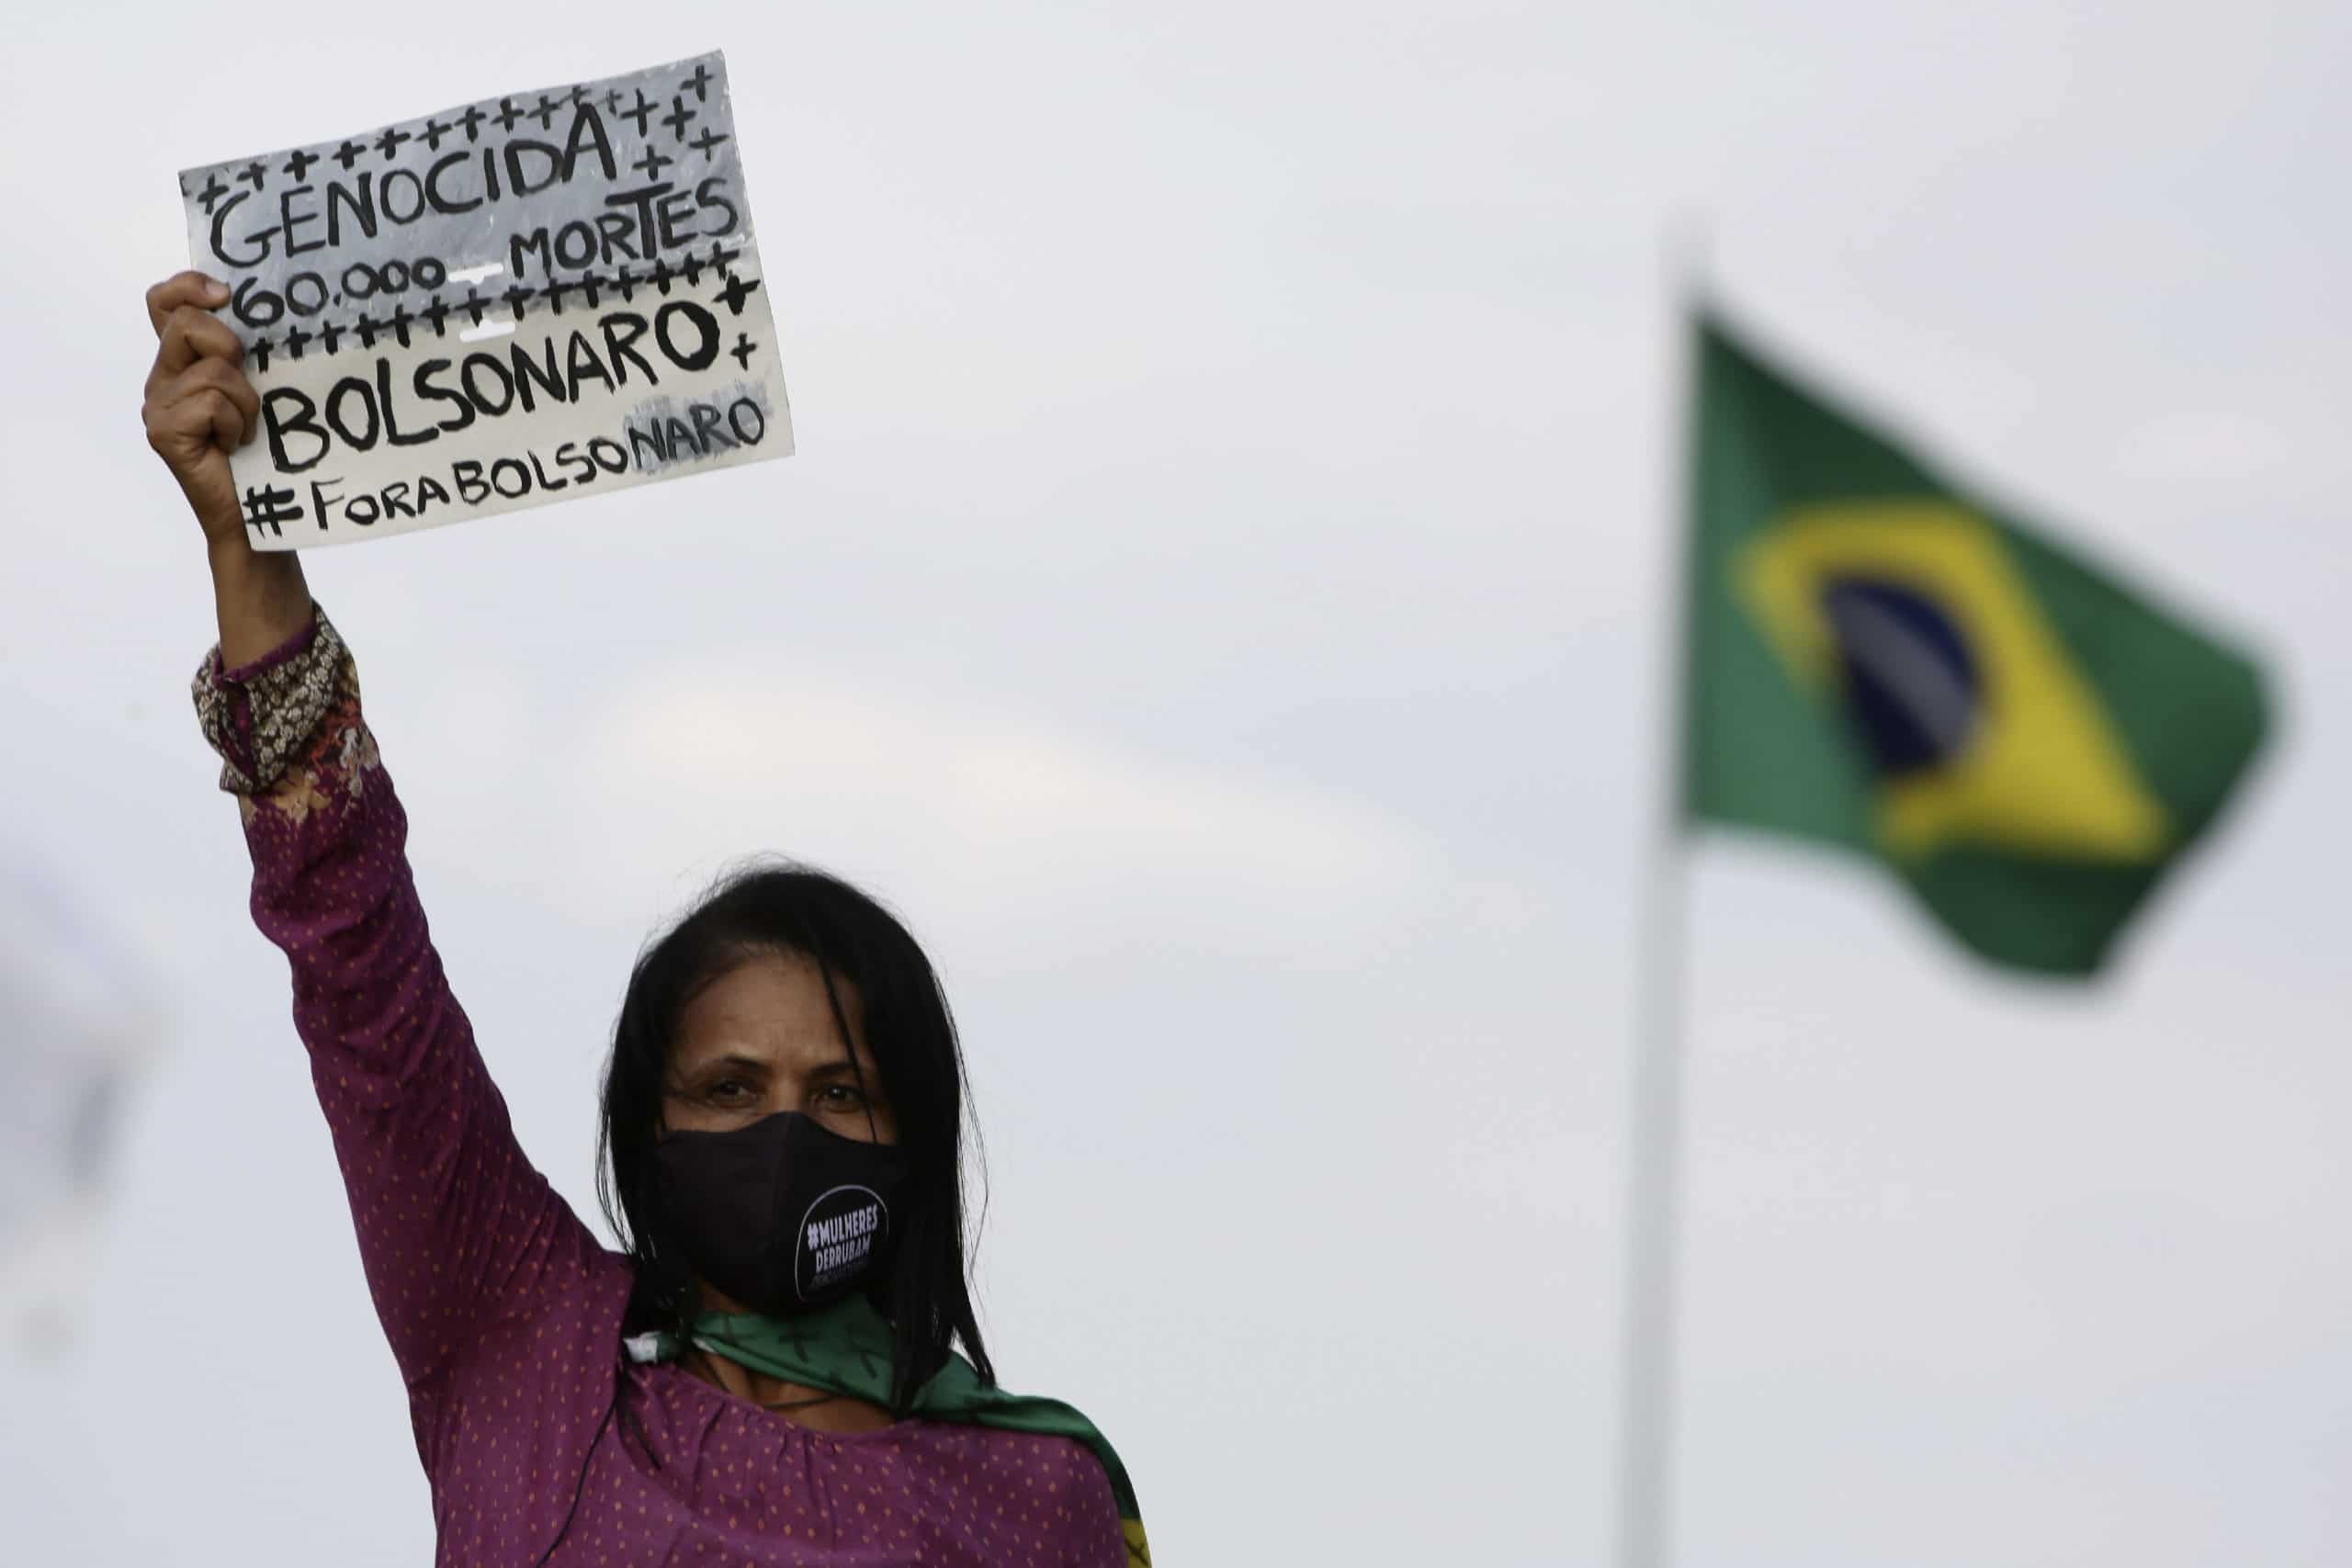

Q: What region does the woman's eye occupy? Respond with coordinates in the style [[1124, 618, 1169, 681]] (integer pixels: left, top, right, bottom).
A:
[[707, 1079, 753, 1103], [817, 1084, 866, 1109]]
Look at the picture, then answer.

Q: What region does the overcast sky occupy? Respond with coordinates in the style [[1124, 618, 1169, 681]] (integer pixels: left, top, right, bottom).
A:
[[1, 1, 2346, 1563]]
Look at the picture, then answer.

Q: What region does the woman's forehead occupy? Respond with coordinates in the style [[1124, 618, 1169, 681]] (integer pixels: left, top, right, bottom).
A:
[[673, 951, 867, 1067]]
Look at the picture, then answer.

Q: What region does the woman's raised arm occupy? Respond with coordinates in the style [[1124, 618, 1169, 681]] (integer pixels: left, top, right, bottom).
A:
[[144, 274, 611, 1398], [142, 271, 312, 666]]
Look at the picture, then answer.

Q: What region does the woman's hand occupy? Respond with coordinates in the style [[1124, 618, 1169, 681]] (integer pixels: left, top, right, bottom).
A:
[[142, 270, 311, 665], [142, 271, 259, 547]]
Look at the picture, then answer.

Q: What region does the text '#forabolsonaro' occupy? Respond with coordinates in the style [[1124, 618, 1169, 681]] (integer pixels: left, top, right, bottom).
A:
[[243, 390, 775, 536]]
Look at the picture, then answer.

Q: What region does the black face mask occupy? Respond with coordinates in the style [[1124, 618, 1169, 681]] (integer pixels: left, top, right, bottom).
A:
[[653, 1111, 910, 1316]]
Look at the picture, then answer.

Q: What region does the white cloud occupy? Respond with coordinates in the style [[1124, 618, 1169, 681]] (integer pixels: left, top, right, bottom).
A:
[[552, 658, 1445, 963]]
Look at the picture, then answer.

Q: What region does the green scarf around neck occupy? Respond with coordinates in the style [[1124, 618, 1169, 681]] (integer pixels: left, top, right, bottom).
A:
[[628, 1294, 1148, 1566]]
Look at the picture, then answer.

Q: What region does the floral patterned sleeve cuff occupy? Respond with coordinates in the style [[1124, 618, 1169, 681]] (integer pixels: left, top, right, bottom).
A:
[[190, 604, 349, 795]]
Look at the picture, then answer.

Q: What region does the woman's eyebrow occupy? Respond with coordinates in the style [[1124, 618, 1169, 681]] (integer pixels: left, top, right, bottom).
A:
[[680, 1051, 772, 1076]]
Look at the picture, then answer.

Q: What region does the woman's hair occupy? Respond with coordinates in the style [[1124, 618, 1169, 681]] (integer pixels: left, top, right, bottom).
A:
[[596, 862, 994, 1412]]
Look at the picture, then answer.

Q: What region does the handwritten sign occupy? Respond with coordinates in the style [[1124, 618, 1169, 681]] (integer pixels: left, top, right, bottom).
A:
[[177, 52, 789, 549]]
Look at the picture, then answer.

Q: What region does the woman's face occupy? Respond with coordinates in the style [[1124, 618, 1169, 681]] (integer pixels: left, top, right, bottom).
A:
[[662, 950, 899, 1144]]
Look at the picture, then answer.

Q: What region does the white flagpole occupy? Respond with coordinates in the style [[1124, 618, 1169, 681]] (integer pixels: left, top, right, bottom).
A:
[[1613, 229, 1704, 1568], [1613, 825, 1689, 1568]]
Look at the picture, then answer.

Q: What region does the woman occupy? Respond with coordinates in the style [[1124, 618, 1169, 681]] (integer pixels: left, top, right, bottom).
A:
[[141, 270, 1148, 1567]]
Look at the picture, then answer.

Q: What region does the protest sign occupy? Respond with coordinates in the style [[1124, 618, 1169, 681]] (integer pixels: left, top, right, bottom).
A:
[[177, 51, 789, 549]]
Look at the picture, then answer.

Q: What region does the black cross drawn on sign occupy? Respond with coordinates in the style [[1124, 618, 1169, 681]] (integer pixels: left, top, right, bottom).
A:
[[195, 171, 229, 213], [282, 147, 319, 181], [617, 88, 657, 137], [238, 160, 267, 190], [661, 96, 697, 142], [716, 271, 763, 317], [687, 129, 729, 164], [679, 62, 715, 102], [632, 146, 673, 181], [333, 139, 368, 170], [375, 125, 411, 161]]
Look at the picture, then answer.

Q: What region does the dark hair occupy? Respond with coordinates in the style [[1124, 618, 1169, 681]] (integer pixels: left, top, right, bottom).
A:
[[596, 861, 994, 1412]]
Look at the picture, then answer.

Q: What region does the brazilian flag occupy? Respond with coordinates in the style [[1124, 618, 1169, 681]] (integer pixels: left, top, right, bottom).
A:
[[1685, 316, 2271, 976]]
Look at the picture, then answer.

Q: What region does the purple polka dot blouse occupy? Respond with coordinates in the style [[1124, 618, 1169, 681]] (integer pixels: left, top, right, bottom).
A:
[[195, 607, 1130, 1566]]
